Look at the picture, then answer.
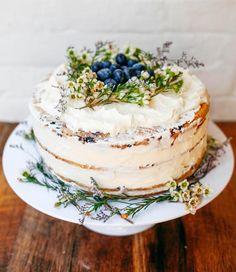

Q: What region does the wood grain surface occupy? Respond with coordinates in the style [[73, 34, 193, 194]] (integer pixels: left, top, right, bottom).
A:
[[0, 122, 235, 272]]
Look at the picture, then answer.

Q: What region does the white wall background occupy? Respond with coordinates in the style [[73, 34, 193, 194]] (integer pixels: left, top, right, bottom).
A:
[[0, 0, 236, 122]]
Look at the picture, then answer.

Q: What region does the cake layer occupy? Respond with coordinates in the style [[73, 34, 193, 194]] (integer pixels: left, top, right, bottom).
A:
[[32, 113, 208, 195], [32, 109, 208, 170], [36, 132, 206, 193]]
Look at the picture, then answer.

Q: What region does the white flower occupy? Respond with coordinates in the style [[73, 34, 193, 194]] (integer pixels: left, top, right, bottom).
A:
[[181, 190, 191, 202], [68, 81, 76, 89], [81, 74, 89, 83], [85, 72, 94, 80], [171, 191, 182, 202], [166, 180, 177, 192], [130, 76, 139, 83], [141, 71, 150, 80], [149, 83, 156, 92], [186, 196, 200, 215], [203, 185, 211, 197], [178, 179, 189, 191], [94, 81, 104, 91], [80, 50, 92, 64], [190, 183, 204, 196], [76, 77, 84, 84]]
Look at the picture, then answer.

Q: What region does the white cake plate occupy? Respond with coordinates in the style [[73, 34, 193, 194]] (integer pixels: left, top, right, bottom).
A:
[[2, 119, 234, 236]]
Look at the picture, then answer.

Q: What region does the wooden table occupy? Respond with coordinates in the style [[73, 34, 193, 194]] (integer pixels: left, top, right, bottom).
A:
[[0, 122, 235, 272]]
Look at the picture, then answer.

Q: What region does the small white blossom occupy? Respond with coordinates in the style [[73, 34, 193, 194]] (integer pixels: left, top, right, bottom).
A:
[[203, 185, 211, 197], [68, 81, 76, 89], [141, 71, 150, 80], [167, 180, 177, 192], [190, 182, 204, 196], [186, 196, 200, 215], [130, 76, 139, 83], [171, 191, 182, 202], [181, 190, 191, 202], [139, 86, 146, 93], [93, 81, 104, 91], [178, 179, 189, 191], [149, 83, 156, 92]]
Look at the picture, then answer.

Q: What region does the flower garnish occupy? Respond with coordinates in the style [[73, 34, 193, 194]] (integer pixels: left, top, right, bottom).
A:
[[179, 179, 189, 191], [60, 41, 204, 110]]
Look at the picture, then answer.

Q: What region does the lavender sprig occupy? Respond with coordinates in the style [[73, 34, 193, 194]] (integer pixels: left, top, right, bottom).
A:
[[156, 41, 204, 68]]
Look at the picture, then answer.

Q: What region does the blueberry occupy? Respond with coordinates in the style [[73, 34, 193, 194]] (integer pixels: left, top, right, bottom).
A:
[[123, 67, 131, 81], [97, 68, 112, 81], [113, 69, 125, 84], [91, 62, 103, 72], [135, 71, 142, 77], [132, 63, 145, 71], [133, 69, 141, 77], [102, 61, 112, 68], [110, 64, 120, 72], [115, 53, 127, 65], [148, 69, 154, 77], [127, 59, 138, 67], [104, 78, 117, 88], [129, 67, 137, 77]]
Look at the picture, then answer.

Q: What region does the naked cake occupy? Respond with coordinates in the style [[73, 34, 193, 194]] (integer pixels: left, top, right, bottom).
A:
[[30, 42, 209, 196]]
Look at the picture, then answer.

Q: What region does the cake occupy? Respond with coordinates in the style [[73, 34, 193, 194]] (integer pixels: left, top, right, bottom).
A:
[[30, 42, 209, 196]]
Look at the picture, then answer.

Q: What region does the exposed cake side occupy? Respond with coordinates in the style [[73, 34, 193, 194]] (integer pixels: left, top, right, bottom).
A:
[[31, 113, 208, 195]]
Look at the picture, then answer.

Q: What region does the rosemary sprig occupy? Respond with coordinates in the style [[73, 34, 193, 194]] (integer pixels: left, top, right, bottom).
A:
[[19, 158, 133, 223], [67, 47, 91, 81], [92, 41, 116, 62], [123, 194, 172, 218], [16, 129, 35, 141]]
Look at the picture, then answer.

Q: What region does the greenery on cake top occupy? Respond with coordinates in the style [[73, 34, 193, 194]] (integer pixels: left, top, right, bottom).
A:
[[64, 41, 203, 109]]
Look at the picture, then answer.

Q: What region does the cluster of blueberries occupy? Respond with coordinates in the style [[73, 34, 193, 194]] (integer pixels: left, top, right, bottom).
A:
[[91, 53, 153, 88]]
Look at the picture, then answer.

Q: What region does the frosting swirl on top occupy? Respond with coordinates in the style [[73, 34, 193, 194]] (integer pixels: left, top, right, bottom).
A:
[[30, 64, 208, 136]]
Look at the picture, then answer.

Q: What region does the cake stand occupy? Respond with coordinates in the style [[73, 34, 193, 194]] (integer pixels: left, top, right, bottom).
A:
[[2, 119, 234, 236]]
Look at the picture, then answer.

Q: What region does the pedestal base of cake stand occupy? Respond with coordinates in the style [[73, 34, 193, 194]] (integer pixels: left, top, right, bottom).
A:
[[84, 223, 155, 236]]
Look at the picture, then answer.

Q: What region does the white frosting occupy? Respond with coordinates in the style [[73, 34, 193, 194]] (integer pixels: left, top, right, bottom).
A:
[[32, 116, 208, 194], [31, 64, 208, 136]]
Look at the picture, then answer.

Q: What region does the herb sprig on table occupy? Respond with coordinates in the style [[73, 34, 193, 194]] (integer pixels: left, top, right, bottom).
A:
[[14, 130, 226, 224], [63, 41, 204, 109]]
